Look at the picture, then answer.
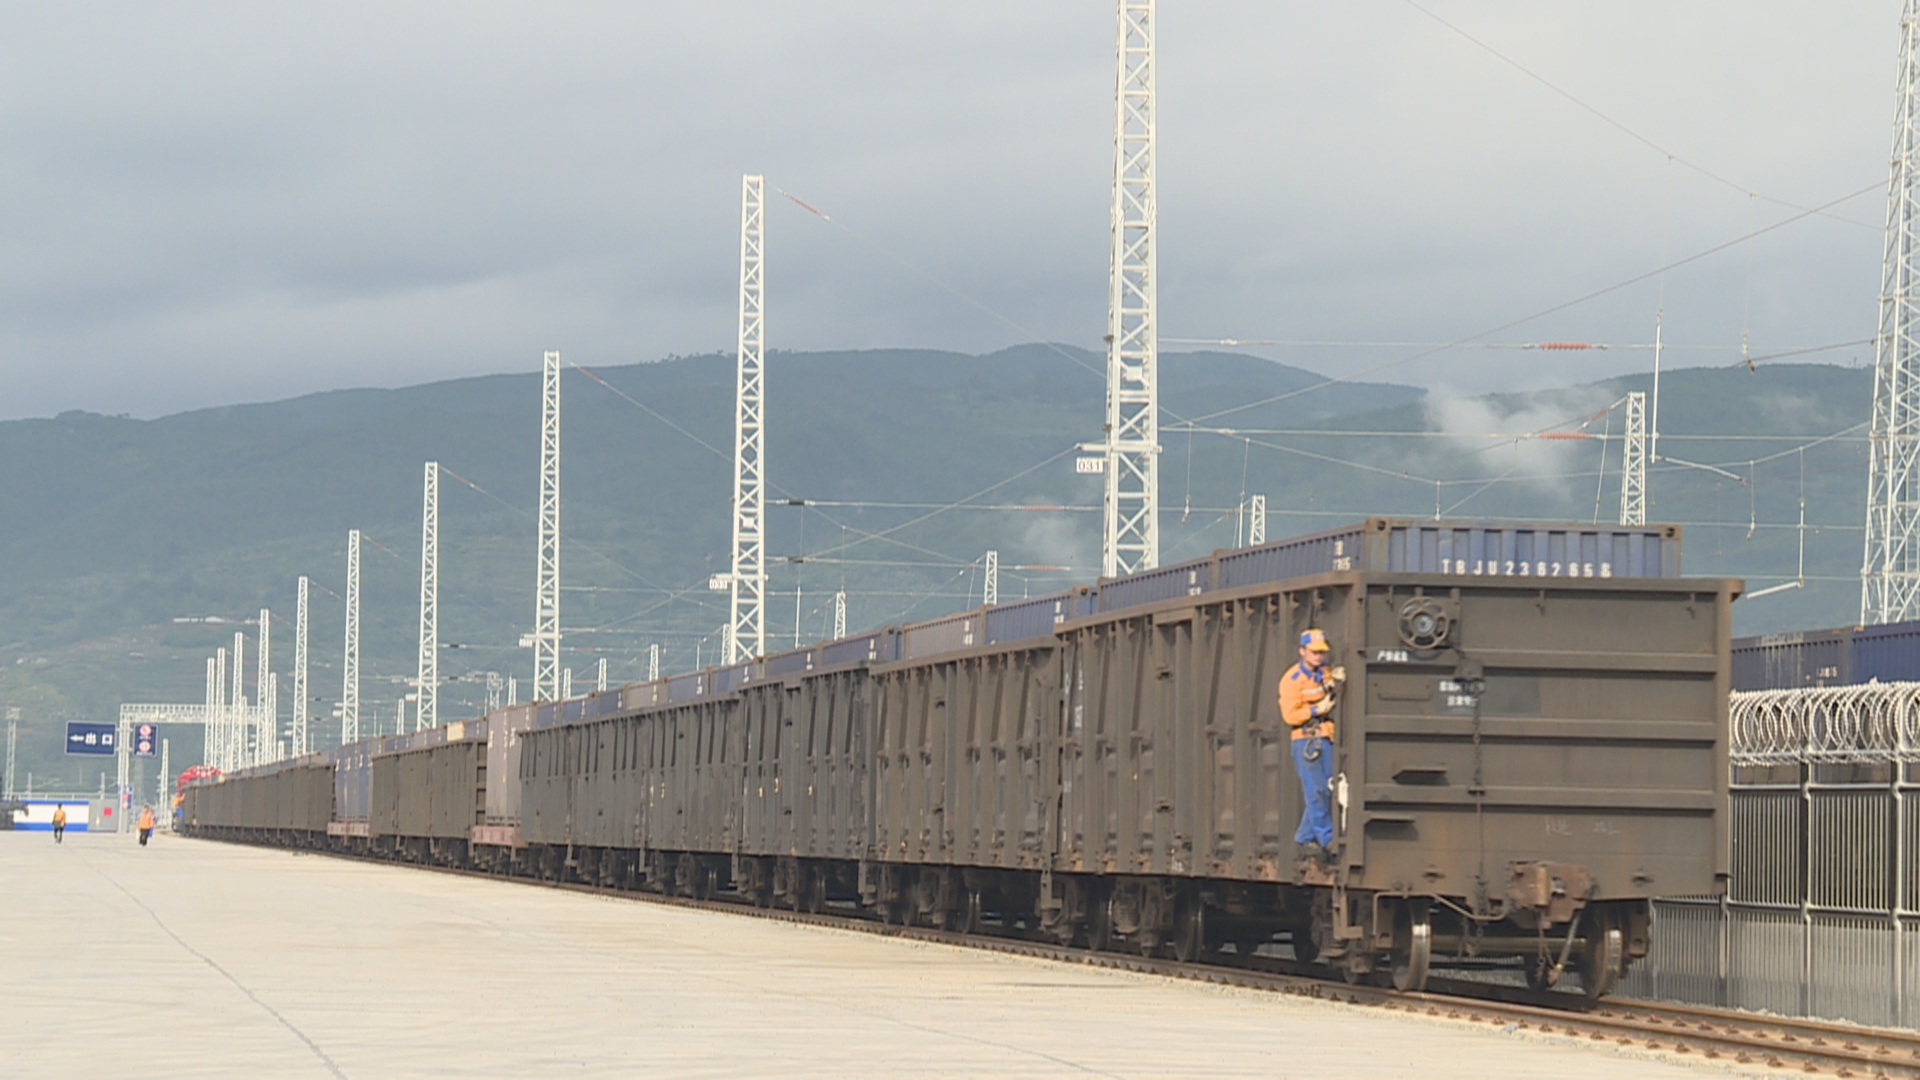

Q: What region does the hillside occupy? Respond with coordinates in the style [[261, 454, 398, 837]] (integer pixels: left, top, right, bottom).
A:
[[0, 346, 1875, 789]]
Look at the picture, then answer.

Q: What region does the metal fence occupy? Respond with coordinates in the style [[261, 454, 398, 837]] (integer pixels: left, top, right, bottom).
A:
[[1623, 683, 1920, 1027]]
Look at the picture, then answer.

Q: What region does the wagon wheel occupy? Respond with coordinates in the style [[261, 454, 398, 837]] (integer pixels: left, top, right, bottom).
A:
[[917, 874, 948, 930], [1085, 891, 1114, 953], [1133, 930, 1161, 958], [787, 866, 808, 912], [954, 888, 984, 936], [805, 867, 827, 914], [1389, 901, 1432, 993], [1171, 896, 1208, 964], [1579, 923, 1624, 999], [1286, 921, 1318, 965]]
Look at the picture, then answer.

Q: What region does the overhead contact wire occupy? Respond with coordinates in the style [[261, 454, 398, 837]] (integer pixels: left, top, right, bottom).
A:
[[1185, 180, 1885, 426]]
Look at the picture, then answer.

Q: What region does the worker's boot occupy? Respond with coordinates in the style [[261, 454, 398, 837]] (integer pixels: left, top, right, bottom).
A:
[[1293, 842, 1334, 886]]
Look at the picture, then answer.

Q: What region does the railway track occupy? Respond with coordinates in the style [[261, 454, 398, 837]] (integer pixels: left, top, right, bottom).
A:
[[241, 837, 1920, 1078]]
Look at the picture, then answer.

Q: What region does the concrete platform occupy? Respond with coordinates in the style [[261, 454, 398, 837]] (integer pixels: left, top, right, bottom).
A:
[[2, 831, 1744, 1078]]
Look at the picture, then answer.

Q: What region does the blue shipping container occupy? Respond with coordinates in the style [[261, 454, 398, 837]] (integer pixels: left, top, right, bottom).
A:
[[902, 609, 985, 659], [1216, 518, 1682, 592], [1097, 556, 1213, 613], [710, 662, 753, 694], [820, 628, 899, 667], [622, 682, 664, 711], [1850, 620, 1920, 685], [985, 588, 1094, 644], [667, 670, 706, 702], [1730, 629, 1849, 691], [764, 647, 816, 677]]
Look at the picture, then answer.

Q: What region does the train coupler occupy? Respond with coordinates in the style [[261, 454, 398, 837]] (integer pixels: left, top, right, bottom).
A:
[[1505, 861, 1594, 926]]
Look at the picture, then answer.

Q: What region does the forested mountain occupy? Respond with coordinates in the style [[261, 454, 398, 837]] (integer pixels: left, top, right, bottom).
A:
[[0, 344, 1870, 788]]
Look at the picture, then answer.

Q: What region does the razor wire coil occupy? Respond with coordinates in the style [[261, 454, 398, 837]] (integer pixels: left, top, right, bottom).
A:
[[1729, 683, 1920, 764]]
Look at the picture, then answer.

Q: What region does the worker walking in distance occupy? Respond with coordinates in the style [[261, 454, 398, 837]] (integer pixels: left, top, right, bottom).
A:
[[137, 805, 155, 847], [1279, 629, 1344, 867], [51, 804, 66, 844]]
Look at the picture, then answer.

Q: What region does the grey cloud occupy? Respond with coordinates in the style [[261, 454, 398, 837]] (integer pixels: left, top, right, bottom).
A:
[[0, 2, 1899, 418]]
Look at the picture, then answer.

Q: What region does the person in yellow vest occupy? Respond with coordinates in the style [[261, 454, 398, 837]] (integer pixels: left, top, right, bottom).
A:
[[137, 805, 155, 846], [1278, 629, 1345, 866], [51, 804, 66, 844]]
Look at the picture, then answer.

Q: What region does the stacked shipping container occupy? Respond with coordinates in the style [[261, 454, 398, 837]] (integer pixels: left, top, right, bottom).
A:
[[1730, 619, 1920, 691]]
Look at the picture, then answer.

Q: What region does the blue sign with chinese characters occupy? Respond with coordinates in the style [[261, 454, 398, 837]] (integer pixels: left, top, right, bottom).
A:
[[65, 721, 117, 756]]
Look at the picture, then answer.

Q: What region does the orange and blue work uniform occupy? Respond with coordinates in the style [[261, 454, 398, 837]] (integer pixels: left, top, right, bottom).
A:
[[1279, 661, 1336, 848]]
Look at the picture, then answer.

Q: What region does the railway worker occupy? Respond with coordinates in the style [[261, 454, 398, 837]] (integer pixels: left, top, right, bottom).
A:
[[137, 805, 155, 847], [1279, 629, 1344, 864], [51, 804, 66, 844]]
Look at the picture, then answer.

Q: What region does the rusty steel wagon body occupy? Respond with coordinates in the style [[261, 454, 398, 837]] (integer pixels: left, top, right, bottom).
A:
[[183, 757, 332, 845], [182, 518, 1732, 995], [367, 721, 489, 864], [854, 568, 1732, 993]]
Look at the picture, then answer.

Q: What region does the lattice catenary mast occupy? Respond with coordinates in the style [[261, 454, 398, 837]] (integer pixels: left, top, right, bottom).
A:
[[293, 576, 309, 756], [230, 631, 244, 767], [1620, 392, 1648, 527], [417, 461, 439, 730], [533, 352, 563, 700], [215, 646, 228, 768], [343, 529, 361, 744], [728, 174, 768, 662], [1864, 0, 1920, 624], [257, 608, 274, 764], [263, 673, 277, 762], [205, 656, 217, 761], [1094, 0, 1160, 577]]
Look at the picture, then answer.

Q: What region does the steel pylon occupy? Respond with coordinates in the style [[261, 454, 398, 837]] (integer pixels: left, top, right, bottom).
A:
[[728, 174, 767, 662], [342, 530, 360, 744], [257, 607, 273, 763], [1099, 0, 1160, 577], [293, 576, 309, 756], [416, 461, 439, 729], [1865, 0, 1920, 625], [1620, 392, 1648, 527], [533, 352, 563, 699], [230, 631, 244, 767]]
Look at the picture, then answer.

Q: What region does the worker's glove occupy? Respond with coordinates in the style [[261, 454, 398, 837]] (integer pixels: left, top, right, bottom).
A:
[[1325, 665, 1347, 689], [1314, 690, 1338, 718]]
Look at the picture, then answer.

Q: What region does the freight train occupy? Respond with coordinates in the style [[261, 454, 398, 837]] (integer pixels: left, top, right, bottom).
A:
[[183, 517, 1736, 997]]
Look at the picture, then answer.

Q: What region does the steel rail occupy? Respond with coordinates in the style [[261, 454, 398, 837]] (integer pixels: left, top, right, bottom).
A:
[[206, 835, 1920, 1076]]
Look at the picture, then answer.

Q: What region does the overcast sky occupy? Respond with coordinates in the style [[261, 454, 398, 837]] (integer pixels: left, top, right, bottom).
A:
[[0, 3, 1898, 420]]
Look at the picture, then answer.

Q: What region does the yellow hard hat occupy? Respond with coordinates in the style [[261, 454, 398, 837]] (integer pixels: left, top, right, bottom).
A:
[[1300, 629, 1331, 653]]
